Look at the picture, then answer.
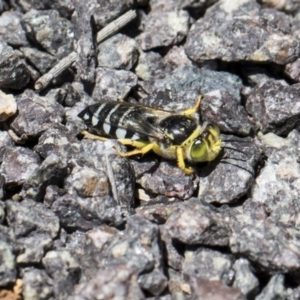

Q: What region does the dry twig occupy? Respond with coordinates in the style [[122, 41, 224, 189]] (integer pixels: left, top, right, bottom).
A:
[[34, 10, 137, 91]]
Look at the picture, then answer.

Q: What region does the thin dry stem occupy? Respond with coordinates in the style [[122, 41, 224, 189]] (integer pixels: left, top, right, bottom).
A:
[[96, 10, 137, 44], [34, 10, 136, 90], [34, 51, 77, 90]]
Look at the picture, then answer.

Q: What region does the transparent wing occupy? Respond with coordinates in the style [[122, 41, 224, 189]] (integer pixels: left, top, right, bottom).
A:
[[79, 101, 175, 141]]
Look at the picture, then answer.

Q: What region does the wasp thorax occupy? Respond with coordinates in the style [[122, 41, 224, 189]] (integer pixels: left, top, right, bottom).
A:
[[159, 115, 197, 145], [190, 124, 222, 162]]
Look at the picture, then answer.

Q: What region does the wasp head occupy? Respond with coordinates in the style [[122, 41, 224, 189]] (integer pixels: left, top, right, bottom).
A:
[[189, 124, 222, 162]]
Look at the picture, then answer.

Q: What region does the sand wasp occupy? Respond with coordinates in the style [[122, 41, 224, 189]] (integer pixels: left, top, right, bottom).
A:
[[78, 95, 222, 174]]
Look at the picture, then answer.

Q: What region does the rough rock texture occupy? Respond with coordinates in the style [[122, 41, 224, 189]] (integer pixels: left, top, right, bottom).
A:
[[97, 33, 138, 70], [20, 47, 57, 74], [0, 147, 40, 188], [0, 0, 300, 299], [198, 135, 260, 204], [6, 199, 60, 239], [185, 0, 300, 64], [72, 0, 96, 84], [70, 265, 145, 300], [165, 199, 229, 246], [21, 9, 74, 59], [0, 11, 28, 47], [0, 41, 30, 89], [92, 68, 138, 102], [10, 89, 64, 138], [138, 10, 190, 50], [246, 80, 300, 135], [92, 0, 134, 28], [134, 50, 164, 80], [22, 269, 53, 300], [0, 91, 17, 122]]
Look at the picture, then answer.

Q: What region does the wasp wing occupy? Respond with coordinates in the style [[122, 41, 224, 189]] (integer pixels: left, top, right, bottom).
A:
[[78, 101, 174, 141]]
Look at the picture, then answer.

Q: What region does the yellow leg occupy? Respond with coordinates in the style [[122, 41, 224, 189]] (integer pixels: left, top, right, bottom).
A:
[[115, 141, 161, 158], [176, 147, 194, 175], [117, 139, 149, 149], [180, 95, 202, 116], [81, 130, 108, 141]]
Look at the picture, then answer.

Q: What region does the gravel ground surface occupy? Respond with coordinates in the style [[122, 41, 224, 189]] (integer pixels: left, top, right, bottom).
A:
[[1, 0, 300, 299]]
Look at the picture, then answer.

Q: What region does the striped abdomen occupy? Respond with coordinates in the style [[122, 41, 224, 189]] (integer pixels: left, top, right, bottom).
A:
[[78, 102, 150, 140]]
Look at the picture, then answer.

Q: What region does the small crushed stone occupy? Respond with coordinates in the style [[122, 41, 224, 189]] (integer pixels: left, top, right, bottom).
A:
[[0, 0, 300, 299]]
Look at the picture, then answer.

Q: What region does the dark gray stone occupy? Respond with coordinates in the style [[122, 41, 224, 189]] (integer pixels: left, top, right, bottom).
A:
[[137, 10, 189, 50], [42, 250, 81, 300], [21, 153, 68, 202], [251, 130, 300, 228], [13, 0, 74, 18], [255, 274, 287, 300], [137, 161, 198, 200], [285, 58, 300, 82], [0, 146, 40, 188], [6, 199, 60, 239], [48, 159, 123, 230], [97, 33, 138, 70], [162, 45, 192, 75], [246, 80, 300, 135], [75, 216, 167, 295], [141, 66, 243, 110], [10, 89, 64, 138], [16, 234, 53, 264], [0, 200, 4, 223], [150, 0, 215, 11], [0, 11, 28, 47], [185, 1, 300, 64], [20, 47, 58, 74], [35, 124, 82, 159], [160, 225, 183, 270], [135, 49, 164, 81], [198, 135, 260, 204], [21, 9, 74, 59], [72, 0, 96, 84], [164, 199, 230, 246], [92, 68, 138, 102], [188, 277, 245, 300], [22, 269, 53, 300], [92, 0, 134, 29], [0, 41, 30, 89], [0, 240, 16, 287], [201, 91, 252, 136], [229, 199, 300, 274], [62, 83, 81, 107], [183, 247, 234, 285], [232, 258, 259, 298], [69, 265, 145, 300]]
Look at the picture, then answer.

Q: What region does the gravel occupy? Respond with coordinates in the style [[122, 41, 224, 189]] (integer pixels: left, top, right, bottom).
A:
[[1, 0, 300, 299]]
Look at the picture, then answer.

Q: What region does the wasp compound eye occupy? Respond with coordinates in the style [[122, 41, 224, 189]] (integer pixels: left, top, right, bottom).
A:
[[190, 138, 209, 162]]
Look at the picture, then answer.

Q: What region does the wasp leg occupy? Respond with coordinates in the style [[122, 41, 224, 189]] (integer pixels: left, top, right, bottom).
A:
[[180, 95, 202, 116], [115, 140, 162, 157], [176, 147, 194, 175], [81, 130, 108, 141]]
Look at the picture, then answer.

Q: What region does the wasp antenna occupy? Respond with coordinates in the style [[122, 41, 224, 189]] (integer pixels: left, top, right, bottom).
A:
[[221, 138, 252, 143], [220, 159, 254, 176], [222, 155, 248, 163], [222, 145, 248, 156]]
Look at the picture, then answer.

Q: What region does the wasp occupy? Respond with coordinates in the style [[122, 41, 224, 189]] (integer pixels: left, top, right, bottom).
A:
[[78, 95, 222, 174]]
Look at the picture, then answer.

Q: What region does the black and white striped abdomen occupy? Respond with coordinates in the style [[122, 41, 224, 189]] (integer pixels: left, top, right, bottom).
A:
[[78, 102, 148, 141]]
